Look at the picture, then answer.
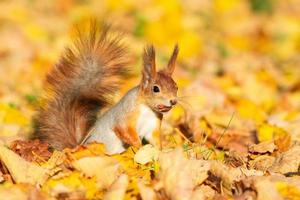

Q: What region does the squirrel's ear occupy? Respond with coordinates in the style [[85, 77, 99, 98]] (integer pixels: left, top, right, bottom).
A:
[[164, 44, 179, 76], [141, 45, 156, 87]]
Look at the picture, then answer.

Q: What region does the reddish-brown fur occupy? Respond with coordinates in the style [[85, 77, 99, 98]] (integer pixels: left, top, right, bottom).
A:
[[114, 125, 141, 148], [113, 108, 142, 147], [34, 24, 129, 150]]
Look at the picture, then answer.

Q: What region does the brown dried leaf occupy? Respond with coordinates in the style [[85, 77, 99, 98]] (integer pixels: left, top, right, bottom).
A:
[[209, 161, 236, 189], [158, 148, 210, 200], [210, 161, 264, 192], [249, 155, 275, 171], [236, 175, 300, 200], [269, 143, 300, 174], [249, 141, 277, 154], [10, 139, 52, 162], [274, 131, 291, 153], [209, 129, 254, 153], [0, 145, 49, 185], [225, 151, 248, 167]]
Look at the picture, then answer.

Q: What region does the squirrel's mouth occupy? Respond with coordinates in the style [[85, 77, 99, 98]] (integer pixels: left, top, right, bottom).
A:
[[156, 105, 172, 113]]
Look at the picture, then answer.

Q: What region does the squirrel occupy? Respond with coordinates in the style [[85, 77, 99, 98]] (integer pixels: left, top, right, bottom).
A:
[[34, 24, 179, 155]]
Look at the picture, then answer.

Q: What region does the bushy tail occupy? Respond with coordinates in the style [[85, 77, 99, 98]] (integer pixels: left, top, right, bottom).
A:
[[34, 24, 129, 150]]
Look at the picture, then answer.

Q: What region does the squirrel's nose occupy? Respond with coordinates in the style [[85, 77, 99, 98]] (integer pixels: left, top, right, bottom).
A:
[[170, 99, 177, 106]]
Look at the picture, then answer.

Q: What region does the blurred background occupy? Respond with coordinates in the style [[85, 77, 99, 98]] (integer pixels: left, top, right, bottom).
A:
[[0, 0, 300, 149]]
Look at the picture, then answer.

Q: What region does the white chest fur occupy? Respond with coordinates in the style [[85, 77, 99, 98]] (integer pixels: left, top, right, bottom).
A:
[[136, 104, 159, 141]]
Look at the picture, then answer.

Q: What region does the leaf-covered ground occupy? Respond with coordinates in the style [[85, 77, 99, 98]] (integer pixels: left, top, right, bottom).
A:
[[0, 0, 300, 199]]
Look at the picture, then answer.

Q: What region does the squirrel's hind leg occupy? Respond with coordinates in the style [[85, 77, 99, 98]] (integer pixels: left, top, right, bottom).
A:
[[84, 128, 126, 155]]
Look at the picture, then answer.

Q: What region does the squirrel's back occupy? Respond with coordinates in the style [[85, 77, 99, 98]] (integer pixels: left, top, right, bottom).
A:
[[34, 24, 129, 150]]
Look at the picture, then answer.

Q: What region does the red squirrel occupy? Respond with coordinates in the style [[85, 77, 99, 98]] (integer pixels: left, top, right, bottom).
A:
[[35, 24, 179, 154]]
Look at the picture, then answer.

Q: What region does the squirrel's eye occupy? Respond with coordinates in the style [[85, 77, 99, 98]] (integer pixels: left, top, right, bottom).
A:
[[153, 85, 160, 93]]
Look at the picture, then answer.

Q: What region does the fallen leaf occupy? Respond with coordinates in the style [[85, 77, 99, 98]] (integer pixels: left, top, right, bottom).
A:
[[0, 184, 50, 200], [237, 100, 266, 123], [42, 151, 66, 178], [269, 143, 300, 174], [68, 143, 106, 160], [42, 172, 99, 199], [43, 150, 66, 169], [209, 161, 236, 190], [239, 168, 264, 177], [274, 131, 291, 153], [254, 178, 283, 200], [0, 145, 49, 185], [275, 180, 300, 199], [72, 156, 120, 189], [210, 161, 264, 191], [196, 185, 216, 199], [10, 139, 52, 162], [138, 180, 157, 200], [249, 141, 277, 154], [249, 155, 275, 171], [257, 124, 289, 143], [103, 174, 128, 200], [225, 151, 248, 167], [134, 144, 160, 165], [158, 148, 210, 200], [190, 188, 205, 200]]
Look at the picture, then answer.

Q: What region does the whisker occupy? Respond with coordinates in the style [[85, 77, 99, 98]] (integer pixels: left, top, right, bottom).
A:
[[176, 97, 190, 104], [176, 95, 192, 99], [177, 98, 192, 108], [176, 99, 193, 111]]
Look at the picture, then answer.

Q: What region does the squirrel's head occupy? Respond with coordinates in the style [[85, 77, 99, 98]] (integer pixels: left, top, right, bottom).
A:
[[139, 45, 179, 113]]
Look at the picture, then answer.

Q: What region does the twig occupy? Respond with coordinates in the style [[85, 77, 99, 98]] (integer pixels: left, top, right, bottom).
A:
[[205, 112, 235, 159], [175, 128, 192, 144], [215, 112, 235, 148]]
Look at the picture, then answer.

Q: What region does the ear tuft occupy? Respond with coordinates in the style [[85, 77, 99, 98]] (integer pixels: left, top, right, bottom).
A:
[[141, 45, 156, 88], [165, 44, 179, 76]]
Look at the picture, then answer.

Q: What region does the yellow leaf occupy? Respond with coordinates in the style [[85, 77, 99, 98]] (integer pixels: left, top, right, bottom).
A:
[[42, 172, 101, 199], [23, 23, 48, 42], [72, 156, 120, 189], [257, 124, 277, 142], [257, 124, 289, 143], [178, 31, 202, 58], [68, 143, 106, 160], [213, 0, 241, 13], [237, 100, 266, 123], [0, 103, 29, 126], [276, 181, 300, 200], [106, 0, 134, 11], [170, 105, 185, 121]]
